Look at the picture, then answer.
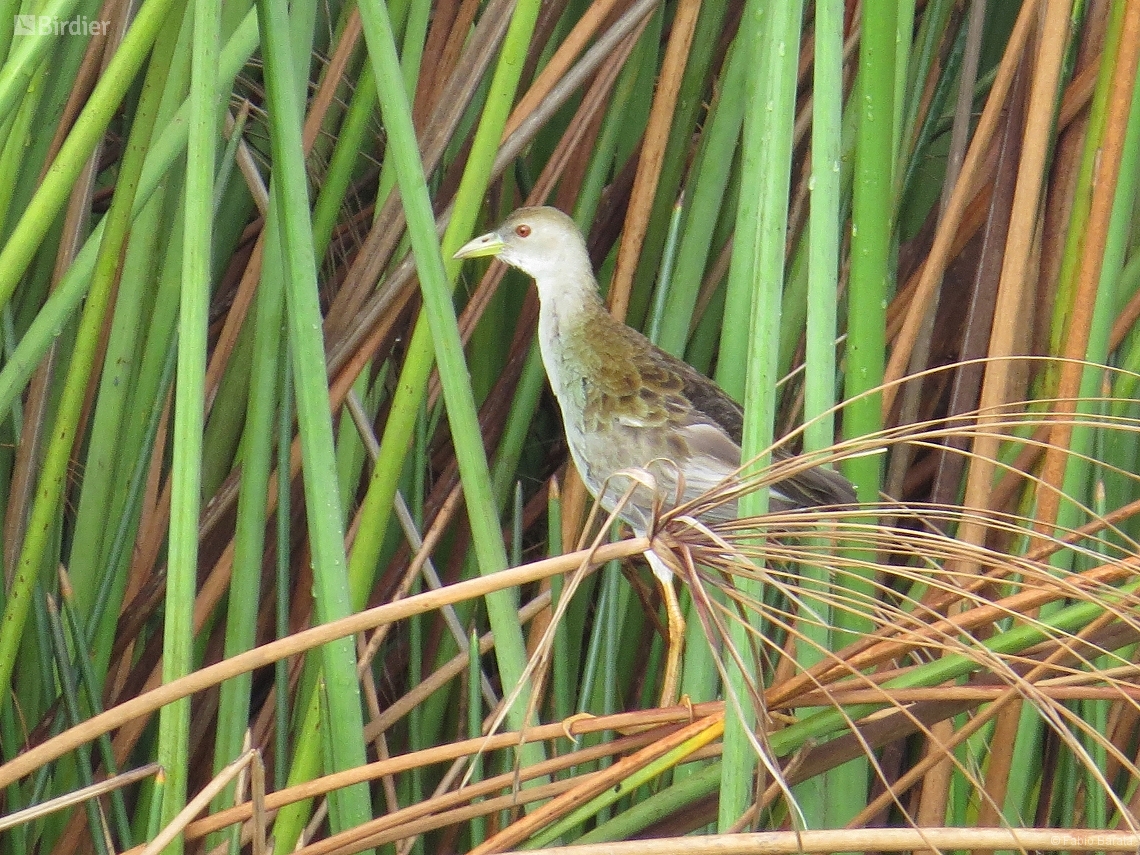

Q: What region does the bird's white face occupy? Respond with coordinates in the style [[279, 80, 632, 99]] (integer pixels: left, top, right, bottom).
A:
[[453, 206, 591, 285]]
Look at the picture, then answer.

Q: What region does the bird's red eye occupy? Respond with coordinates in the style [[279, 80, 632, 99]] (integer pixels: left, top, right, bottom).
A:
[[515, 224, 531, 238]]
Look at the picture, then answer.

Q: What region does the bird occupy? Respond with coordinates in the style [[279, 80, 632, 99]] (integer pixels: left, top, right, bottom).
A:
[[455, 205, 855, 705]]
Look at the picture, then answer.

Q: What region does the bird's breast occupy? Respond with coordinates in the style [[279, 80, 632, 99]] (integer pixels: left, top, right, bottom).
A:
[[535, 303, 739, 526]]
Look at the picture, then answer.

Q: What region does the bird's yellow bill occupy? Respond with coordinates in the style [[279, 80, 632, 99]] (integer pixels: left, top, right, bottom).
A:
[[453, 232, 506, 260]]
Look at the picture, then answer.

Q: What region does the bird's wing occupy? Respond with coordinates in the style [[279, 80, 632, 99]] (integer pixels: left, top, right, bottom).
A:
[[585, 318, 855, 510], [646, 339, 855, 508]]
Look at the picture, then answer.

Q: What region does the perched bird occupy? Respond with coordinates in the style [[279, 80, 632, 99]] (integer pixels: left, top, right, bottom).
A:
[[455, 206, 854, 703]]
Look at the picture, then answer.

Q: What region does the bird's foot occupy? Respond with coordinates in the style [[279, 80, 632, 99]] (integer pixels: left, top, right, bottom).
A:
[[560, 712, 596, 743]]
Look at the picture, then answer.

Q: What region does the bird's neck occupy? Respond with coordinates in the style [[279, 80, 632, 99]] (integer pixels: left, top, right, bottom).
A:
[[535, 265, 605, 315], [534, 270, 609, 396]]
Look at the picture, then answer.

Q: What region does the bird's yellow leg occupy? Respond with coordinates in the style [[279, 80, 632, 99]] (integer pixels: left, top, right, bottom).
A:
[[658, 575, 686, 709]]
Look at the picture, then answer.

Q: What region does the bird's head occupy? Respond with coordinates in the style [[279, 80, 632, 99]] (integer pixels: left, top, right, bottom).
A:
[[454, 206, 592, 285]]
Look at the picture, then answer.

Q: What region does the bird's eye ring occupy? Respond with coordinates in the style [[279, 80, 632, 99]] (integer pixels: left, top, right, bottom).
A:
[[515, 224, 531, 238]]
